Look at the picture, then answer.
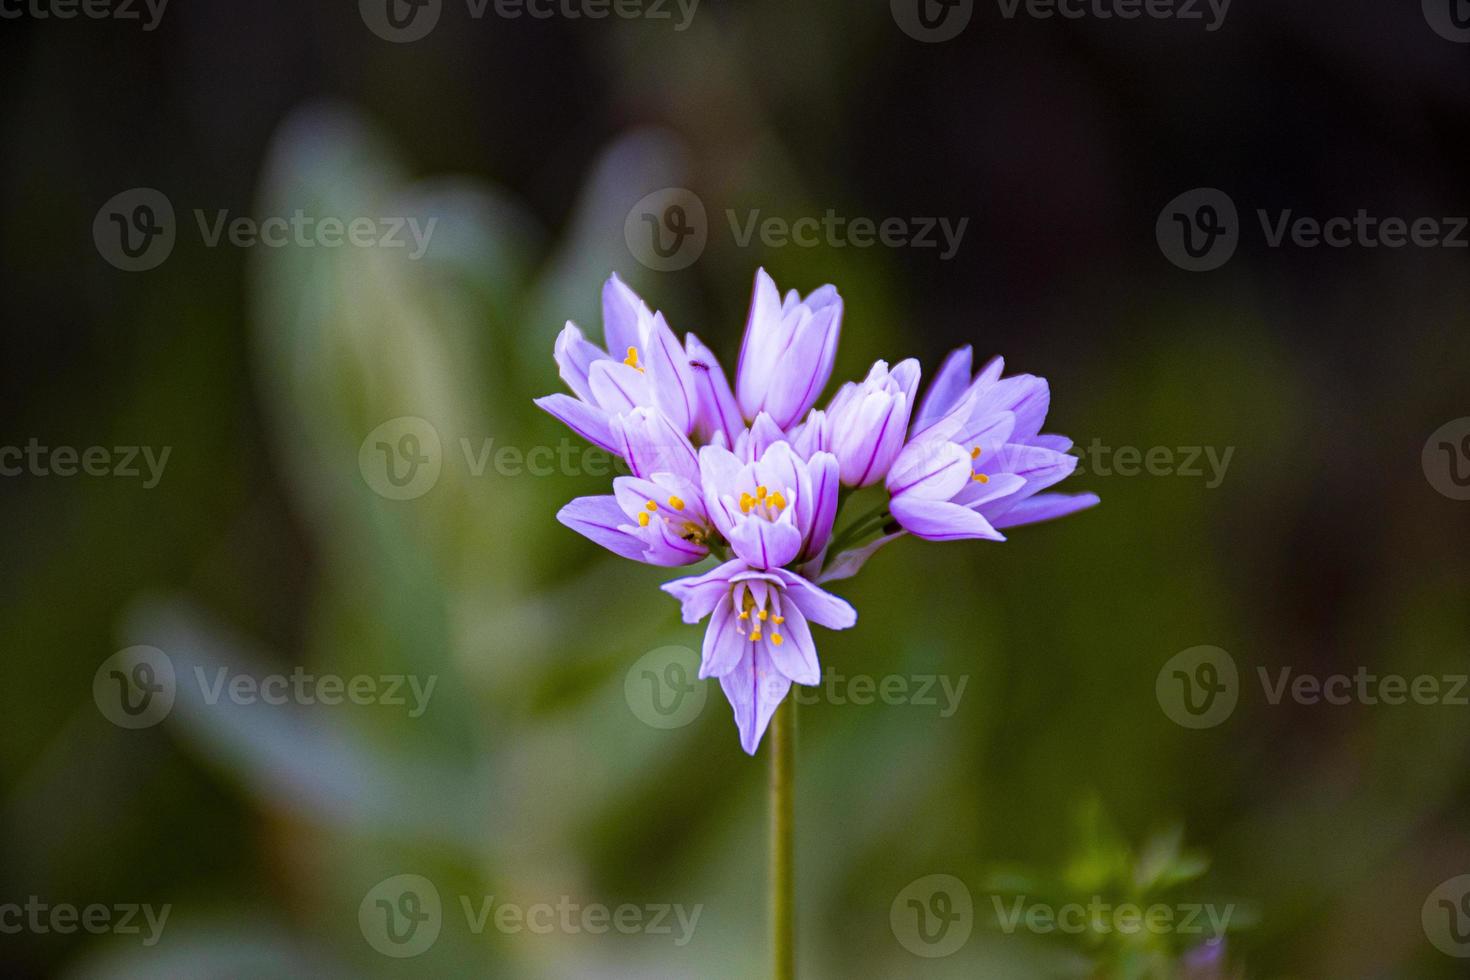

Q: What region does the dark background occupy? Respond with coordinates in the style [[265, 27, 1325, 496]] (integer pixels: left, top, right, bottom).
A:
[[3, 1, 1469, 976]]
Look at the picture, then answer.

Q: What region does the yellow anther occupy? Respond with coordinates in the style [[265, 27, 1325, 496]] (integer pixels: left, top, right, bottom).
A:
[[623, 346, 642, 370], [668, 495, 685, 511], [771, 633, 784, 646], [637, 511, 650, 526], [750, 630, 762, 642], [645, 500, 659, 511], [756, 485, 767, 499], [739, 611, 750, 620], [769, 491, 787, 511], [739, 492, 755, 513], [972, 472, 990, 483], [772, 615, 785, 624], [757, 609, 768, 621], [971, 446, 982, 459]]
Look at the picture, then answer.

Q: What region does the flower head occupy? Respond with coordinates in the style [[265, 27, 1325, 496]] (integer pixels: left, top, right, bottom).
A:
[[735, 269, 843, 429], [699, 435, 839, 570]]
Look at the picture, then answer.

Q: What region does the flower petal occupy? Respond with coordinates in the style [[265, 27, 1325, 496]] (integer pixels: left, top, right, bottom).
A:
[[798, 451, 840, 561], [699, 599, 746, 678], [602, 272, 649, 358], [889, 495, 1006, 542], [661, 559, 745, 624], [588, 359, 651, 416], [816, 531, 905, 584], [646, 312, 696, 435], [990, 491, 1100, 529], [771, 570, 858, 629], [612, 407, 699, 483], [720, 644, 791, 755], [534, 394, 616, 452], [554, 321, 607, 403], [887, 439, 973, 501], [685, 333, 743, 445], [736, 268, 786, 418], [914, 345, 972, 433], [556, 495, 647, 562], [728, 514, 803, 570], [697, 443, 745, 537], [766, 605, 819, 685]]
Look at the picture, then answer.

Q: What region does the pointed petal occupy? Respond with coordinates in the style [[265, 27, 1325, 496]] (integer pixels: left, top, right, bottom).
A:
[[816, 531, 905, 584], [554, 321, 607, 403], [765, 304, 839, 428], [697, 443, 745, 537], [646, 312, 696, 434], [890, 495, 1006, 542], [736, 268, 785, 418], [914, 345, 973, 432], [685, 333, 744, 445], [727, 515, 803, 570], [720, 645, 790, 755], [699, 600, 746, 678], [556, 495, 648, 562], [602, 272, 649, 358], [661, 559, 744, 624], [588, 359, 652, 416], [766, 605, 819, 684], [534, 394, 616, 452], [771, 570, 858, 629], [887, 439, 973, 500], [612, 407, 699, 482], [798, 451, 840, 561], [991, 491, 1100, 529]]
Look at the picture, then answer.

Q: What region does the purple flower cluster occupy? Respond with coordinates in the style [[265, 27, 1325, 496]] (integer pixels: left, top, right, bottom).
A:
[[538, 269, 1098, 753]]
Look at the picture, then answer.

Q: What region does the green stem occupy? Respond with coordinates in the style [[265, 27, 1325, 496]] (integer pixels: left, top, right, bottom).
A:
[[770, 695, 795, 980], [825, 504, 891, 557]]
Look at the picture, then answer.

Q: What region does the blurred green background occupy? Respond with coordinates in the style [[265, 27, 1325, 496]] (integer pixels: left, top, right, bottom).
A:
[[3, 1, 1470, 977]]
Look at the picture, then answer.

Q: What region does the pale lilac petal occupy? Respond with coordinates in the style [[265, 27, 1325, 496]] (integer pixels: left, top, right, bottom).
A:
[[728, 515, 803, 570], [588, 359, 651, 416], [771, 570, 858, 629], [914, 345, 973, 432], [765, 304, 838, 428], [985, 444, 1077, 495], [699, 600, 745, 678], [798, 451, 839, 561], [887, 439, 972, 501], [790, 409, 830, 458], [534, 394, 616, 452], [890, 495, 1005, 542], [1030, 434, 1074, 452], [991, 491, 1100, 529], [697, 443, 745, 537], [556, 495, 648, 562], [661, 559, 745, 624], [553, 322, 607, 403], [816, 531, 905, 584], [685, 333, 743, 445], [643, 519, 709, 565], [889, 357, 922, 404], [766, 605, 819, 684], [736, 268, 786, 417], [961, 472, 1027, 510], [720, 644, 790, 755], [840, 389, 904, 487], [602, 272, 649, 357], [612, 408, 699, 483], [970, 374, 1049, 442], [745, 412, 788, 462], [646, 312, 696, 435]]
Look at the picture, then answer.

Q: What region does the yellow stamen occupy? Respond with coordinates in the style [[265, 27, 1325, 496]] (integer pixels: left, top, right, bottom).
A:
[[771, 633, 783, 646], [645, 500, 658, 511], [769, 491, 787, 511], [772, 615, 785, 624], [756, 485, 767, 499], [739, 492, 754, 514], [750, 630, 762, 642], [971, 446, 982, 459], [623, 346, 642, 371], [738, 611, 749, 620], [972, 473, 990, 483], [637, 512, 650, 526], [668, 495, 685, 511], [757, 609, 768, 621]]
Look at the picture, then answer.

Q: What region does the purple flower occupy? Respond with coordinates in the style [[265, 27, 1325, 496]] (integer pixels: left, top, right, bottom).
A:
[[822, 358, 921, 487], [556, 472, 713, 567], [735, 269, 842, 429], [535, 273, 698, 451], [698, 437, 840, 569], [663, 559, 856, 753]]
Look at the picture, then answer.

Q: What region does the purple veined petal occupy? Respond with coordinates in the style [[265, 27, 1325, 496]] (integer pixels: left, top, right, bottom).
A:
[[839, 390, 904, 487], [613, 474, 705, 522], [790, 408, 830, 458], [697, 443, 745, 537], [736, 268, 786, 418], [765, 604, 819, 685], [661, 558, 746, 623], [816, 530, 905, 584], [765, 306, 837, 428], [699, 599, 746, 679], [990, 491, 1100, 529], [685, 333, 744, 446], [720, 644, 791, 755], [556, 495, 649, 562], [889, 357, 922, 404], [969, 374, 1049, 442], [612, 407, 700, 483], [646, 312, 697, 435], [588, 359, 652, 416], [771, 570, 858, 629], [988, 443, 1077, 494], [1029, 434, 1074, 452], [752, 440, 803, 499], [602, 272, 650, 358], [887, 439, 972, 501], [553, 321, 607, 403], [534, 394, 617, 452], [953, 408, 1017, 458], [727, 514, 803, 570], [914, 345, 973, 433], [745, 412, 787, 462], [798, 451, 839, 561], [974, 354, 1004, 389], [642, 518, 710, 565], [957, 471, 1027, 513], [890, 495, 1006, 542]]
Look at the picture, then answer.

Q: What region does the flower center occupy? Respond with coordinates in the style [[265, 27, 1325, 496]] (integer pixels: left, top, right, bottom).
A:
[[735, 586, 785, 645], [970, 445, 989, 483], [737, 484, 788, 521], [637, 495, 707, 544]]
